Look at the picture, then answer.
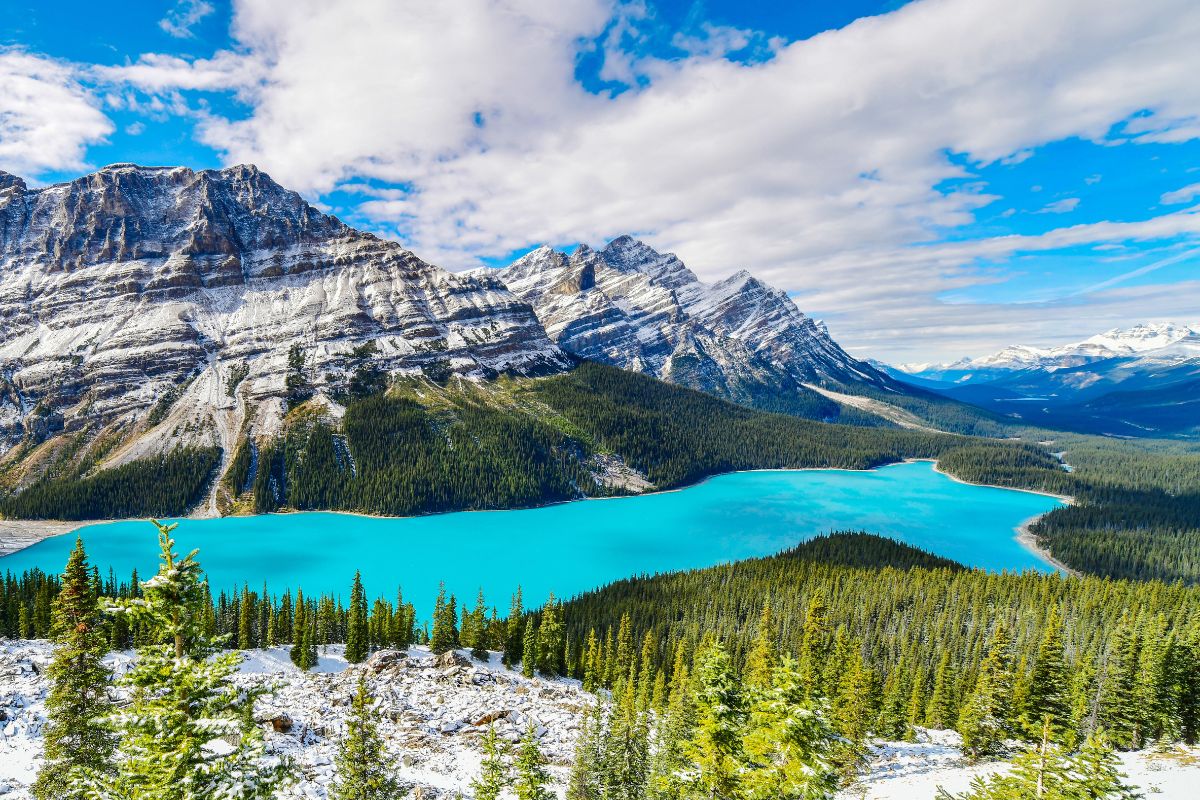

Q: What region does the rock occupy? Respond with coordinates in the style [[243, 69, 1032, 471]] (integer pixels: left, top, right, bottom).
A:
[[470, 709, 511, 727], [365, 649, 408, 673], [433, 651, 471, 669], [267, 713, 294, 733]]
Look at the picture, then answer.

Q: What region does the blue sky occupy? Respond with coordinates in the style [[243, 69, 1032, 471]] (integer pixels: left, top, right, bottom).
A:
[[2, 0, 1198, 362]]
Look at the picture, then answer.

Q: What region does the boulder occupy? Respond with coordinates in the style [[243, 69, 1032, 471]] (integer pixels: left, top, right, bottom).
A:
[[433, 650, 471, 669]]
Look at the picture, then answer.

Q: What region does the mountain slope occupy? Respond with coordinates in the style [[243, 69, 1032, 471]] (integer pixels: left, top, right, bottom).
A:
[[0, 164, 570, 485], [491, 236, 898, 420]]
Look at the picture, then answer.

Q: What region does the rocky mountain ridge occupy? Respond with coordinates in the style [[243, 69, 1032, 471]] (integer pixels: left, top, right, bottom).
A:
[[0, 163, 569, 481], [491, 236, 895, 414]]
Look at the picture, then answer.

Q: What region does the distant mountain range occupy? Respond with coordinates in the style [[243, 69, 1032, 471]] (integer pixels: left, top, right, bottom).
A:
[[884, 323, 1200, 438]]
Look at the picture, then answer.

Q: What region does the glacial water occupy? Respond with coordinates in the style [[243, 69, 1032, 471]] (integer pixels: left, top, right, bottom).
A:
[[0, 461, 1064, 618]]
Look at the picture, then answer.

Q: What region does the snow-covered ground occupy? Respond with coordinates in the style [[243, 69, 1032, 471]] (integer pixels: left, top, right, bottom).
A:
[[837, 728, 1200, 799], [0, 640, 591, 799], [2, 639, 1197, 798]]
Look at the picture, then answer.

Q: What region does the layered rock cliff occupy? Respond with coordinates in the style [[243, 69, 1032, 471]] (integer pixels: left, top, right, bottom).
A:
[[0, 164, 569, 476], [492, 236, 894, 411]]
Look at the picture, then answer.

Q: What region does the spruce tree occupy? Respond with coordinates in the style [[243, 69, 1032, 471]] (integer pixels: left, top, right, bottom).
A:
[[237, 585, 254, 649], [98, 520, 289, 800], [536, 595, 565, 676], [346, 570, 369, 663], [1024, 605, 1070, 739], [522, 616, 538, 678], [472, 723, 511, 800], [430, 583, 459, 655], [514, 723, 554, 800], [602, 677, 650, 800], [331, 675, 404, 800], [32, 538, 115, 800], [567, 706, 602, 800], [678, 641, 746, 799], [927, 650, 958, 729], [648, 659, 695, 799], [470, 588, 490, 662], [798, 592, 832, 699], [1066, 731, 1142, 799], [504, 587, 524, 667], [744, 602, 778, 692], [958, 621, 1016, 760], [1100, 620, 1143, 750], [742, 656, 839, 800]]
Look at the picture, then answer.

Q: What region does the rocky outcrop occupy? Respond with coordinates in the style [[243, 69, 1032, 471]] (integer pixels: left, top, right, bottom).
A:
[[0, 164, 571, 467], [493, 236, 895, 409]]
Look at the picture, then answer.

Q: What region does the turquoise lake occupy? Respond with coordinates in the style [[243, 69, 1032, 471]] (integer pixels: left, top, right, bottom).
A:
[[0, 461, 1064, 618]]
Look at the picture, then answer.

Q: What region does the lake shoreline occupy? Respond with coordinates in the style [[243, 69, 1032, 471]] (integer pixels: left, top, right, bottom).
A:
[[0, 459, 1072, 570]]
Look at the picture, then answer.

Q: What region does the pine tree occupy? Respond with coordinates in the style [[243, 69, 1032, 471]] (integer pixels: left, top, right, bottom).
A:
[[1066, 731, 1142, 799], [331, 675, 404, 800], [567, 704, 605, 800], [927, 650, 958, 729], [472, 724, 511, 800], [958, 621, 1016, 760], [603, 677, 650, 800], [1024, 606, 1070, 739], [522, 616, 538, 678], [798, 592, 832, 699], [504, 587, 524, 667], [742, 657, 839, 800], [346, 570, 369, 663], [98, 520, 289, 800], [537, 595, 565, 676], [744, 602, 778, 692], [470, 588, 490, 662], [678, 641, 746, 799], [430, 583, 459, 655], [514, 723, 554, 800], [32, 538, 115, 800], [1100, 620, 1143, 750]]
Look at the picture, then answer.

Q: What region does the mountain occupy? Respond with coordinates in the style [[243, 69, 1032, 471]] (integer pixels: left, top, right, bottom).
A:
[[898, 322, 1200, 383], [890, 323, 1200, 437], [0, 164, 569, 478], [491, 236, 897, 418]]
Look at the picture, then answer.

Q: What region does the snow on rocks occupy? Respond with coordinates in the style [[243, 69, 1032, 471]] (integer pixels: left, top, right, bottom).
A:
[[0, 639, 592, 799], [837, 727, 1200, 799]]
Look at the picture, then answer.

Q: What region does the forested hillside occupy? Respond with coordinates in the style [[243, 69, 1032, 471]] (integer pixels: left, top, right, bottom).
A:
[[552, 532, 1200, 751]]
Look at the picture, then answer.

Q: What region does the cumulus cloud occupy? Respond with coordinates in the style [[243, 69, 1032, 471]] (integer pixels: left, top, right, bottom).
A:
[[0, 50, 114, 178], [15, 0, 1200, 358]]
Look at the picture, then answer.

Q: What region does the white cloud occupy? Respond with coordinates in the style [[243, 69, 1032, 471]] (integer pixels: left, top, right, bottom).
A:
[[160, 0, 216, 39], [0, 50, 113, 178], [1038, 197, 1080, 214], [21, 0, 1200, 359], [1161, 182, 1200, 205]]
